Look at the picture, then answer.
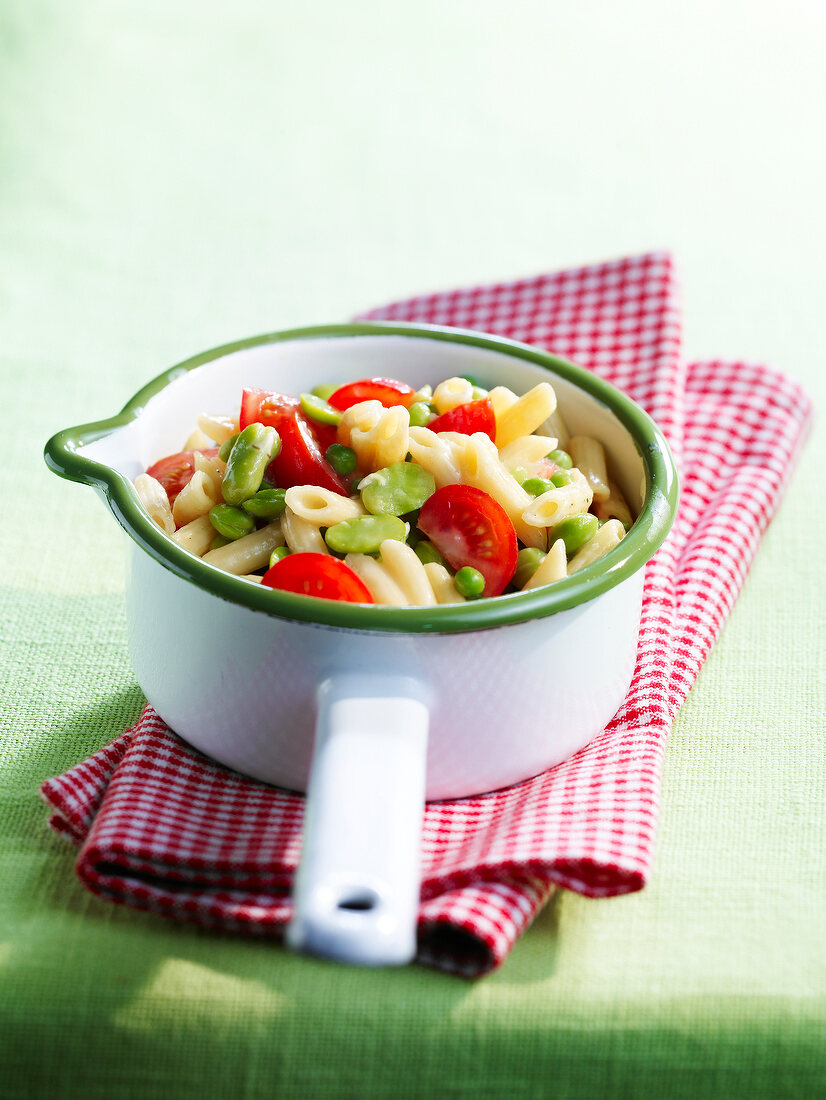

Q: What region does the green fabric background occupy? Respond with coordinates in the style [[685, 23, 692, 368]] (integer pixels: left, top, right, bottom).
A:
[[1, 2, 823, 1096]]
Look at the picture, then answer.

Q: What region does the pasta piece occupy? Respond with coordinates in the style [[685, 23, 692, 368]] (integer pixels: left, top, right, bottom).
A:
[[134, 474, 175, 535], [494, 383, 557, 448], [240, 574, 264, 584], [568, 436, 610, 502], [498, 434, 558, 475], [172, 469, 219, 527], [523, 538, 567, 590], [458, 433, 546, 549], [594, 480, 634, 529], [406, 427, 465, 487], [423, 561, 466, 604], [521, 468, 594, 529], [538, 406, 570, 445], [337, 400, 410, 471], [183, 427, 214, 450], [202, 523, 284, 574], [375, 540, 437, 606], [284, 485, 364, 526], [281, 507, 328, 554], [344, 553, 408, 605], [568, 519, 625, 574], [172, 514, 216, 557], [197, 412, 237, 445], [432, 376, 475, 414], [487, 386, 519, 420], [193, 450, 226, 496]]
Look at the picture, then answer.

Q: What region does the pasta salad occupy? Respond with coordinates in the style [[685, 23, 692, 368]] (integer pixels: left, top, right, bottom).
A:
[[134, 374, 634, 605]]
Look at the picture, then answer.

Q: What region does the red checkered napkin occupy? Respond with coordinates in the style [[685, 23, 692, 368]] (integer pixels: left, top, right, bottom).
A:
[[41, 252, 812, 977]]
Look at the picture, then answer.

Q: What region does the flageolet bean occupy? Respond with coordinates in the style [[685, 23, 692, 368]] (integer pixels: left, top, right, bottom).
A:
[[241, 486, 287, 519], [360, 462, 436, 516], [209, 504, 255, 541], [222, 424, 280, 505], [325, 514, 408, 555]]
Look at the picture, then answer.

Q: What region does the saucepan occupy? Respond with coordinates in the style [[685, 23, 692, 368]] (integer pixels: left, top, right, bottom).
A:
[[44, 323, 678, 967]]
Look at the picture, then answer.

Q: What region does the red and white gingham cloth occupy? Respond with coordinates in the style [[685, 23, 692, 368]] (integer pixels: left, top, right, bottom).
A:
[[41, 252, 812, 977]]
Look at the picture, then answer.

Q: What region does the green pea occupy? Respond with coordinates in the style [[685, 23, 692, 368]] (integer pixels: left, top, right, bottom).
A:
[[325, 514, 408, 555], [512, 547, 545, 588], [360, 462, 436, 516], [218, 433, 239, 462], [209, 504, 255, 541], [300, 392, 342, 427], [550, 469, 572, 487], [269, 545, 292, 568], [521, 477, 553, 497], [454, 565, 485, 599], [241, 486, 287, 519], [408, 401, 436, 428], [546, 448, 573, 469], [413, 540, 445, 567], [325, 443, 357, 475], [311, 383, 338, 402], [222, 424, 281, 506], [554, 513, 599, 555]]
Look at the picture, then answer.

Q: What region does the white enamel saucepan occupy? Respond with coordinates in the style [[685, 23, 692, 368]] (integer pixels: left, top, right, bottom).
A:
[[45, 323, 678, 967]]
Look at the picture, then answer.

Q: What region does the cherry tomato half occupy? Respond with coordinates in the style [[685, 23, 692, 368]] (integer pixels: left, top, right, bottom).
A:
[[426, 397, 496, 440], [417, 484, 518, 597], [261, 552, 374, 603], [145, 448, 220, 505], [240, 388, 349, 495], [327, 377, 417, 411]]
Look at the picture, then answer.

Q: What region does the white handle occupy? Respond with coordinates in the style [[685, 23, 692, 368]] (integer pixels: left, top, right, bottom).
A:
[[286, 674, 429, 967]]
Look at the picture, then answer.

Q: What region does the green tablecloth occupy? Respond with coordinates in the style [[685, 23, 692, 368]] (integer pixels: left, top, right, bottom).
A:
[[2, 2, 823, 1096]]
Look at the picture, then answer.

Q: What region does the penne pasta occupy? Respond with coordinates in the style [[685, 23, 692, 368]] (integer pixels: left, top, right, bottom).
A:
[[172, 469, 220, 527], [376, 540, 438, 606], [494, 383, 557, 448], [523, 538, 568, 589], [594, 480, 633, 529], [568, 519, 625, 574], [521, 469, 593, 529], [459, 433, 546, 549], [423, 561, 465, 604], [134, 474, 175, 535], [568, 436, 610, 502], [202, 523, 285, 574], [172, 514, 216, 557]]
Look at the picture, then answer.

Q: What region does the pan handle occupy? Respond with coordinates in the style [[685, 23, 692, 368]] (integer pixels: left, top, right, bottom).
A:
[[286, 674, 429, 967]]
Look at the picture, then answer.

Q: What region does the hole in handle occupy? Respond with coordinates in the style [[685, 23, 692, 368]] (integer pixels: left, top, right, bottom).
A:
[[336, 888, 380, 912]]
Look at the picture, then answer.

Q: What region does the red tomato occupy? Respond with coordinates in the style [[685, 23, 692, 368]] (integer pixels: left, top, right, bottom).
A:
[[417, 484, 518, 597], [426, 397, 496, 440], [327, 377, 416, 411], [240, 388, 349, 495], [239, 388, 299, 430], [262, 553, 374, 603], [145, 448, 219, 504]]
